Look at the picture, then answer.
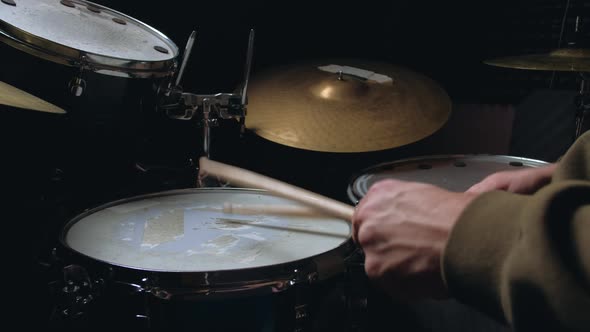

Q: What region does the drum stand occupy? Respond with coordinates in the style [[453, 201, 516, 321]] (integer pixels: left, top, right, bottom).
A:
[[159, 30, 255, 187], [574, 72, 590, 140]]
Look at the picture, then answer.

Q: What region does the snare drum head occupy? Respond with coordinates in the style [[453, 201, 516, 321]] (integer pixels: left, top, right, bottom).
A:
[[348, 155, 549, 202], [0, 0, 178, 77], [62, 189, 351, 272]]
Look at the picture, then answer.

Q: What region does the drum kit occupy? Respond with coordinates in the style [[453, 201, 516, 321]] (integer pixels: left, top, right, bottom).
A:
[[1, 0, 586, 331]]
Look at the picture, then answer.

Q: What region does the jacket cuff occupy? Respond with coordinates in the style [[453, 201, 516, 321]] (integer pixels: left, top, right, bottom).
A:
[[441, 190, 528, 322]]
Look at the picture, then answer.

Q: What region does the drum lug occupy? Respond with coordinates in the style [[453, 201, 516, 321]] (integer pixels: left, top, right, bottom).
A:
[[294, 303, 310, 325], [112, 281, 149, 295], [290, 269, 317, 331], [53, 264, 99, 319], [136, 277, 171, 299], [289, 269, 309, 287], [68, 68, 87, 97], [148, 287, 173, 300]]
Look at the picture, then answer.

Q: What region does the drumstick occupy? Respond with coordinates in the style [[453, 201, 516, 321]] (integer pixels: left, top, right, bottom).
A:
[[190, 203, 331, 217], [199, 157, 355, 221], [222, 203, 330, 217]]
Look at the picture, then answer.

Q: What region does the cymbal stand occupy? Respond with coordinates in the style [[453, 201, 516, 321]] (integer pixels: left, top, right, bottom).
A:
[[159, 29, 255, 152], [178, 91, 248, 158], [158, 30, 255, 186], [574, 72, 590, 139]]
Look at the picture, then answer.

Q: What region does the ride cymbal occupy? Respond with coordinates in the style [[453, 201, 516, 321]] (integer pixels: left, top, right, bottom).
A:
[[484, 48, 590, 72], [245, 59, 451, 153], [0, 81, 65, 114]]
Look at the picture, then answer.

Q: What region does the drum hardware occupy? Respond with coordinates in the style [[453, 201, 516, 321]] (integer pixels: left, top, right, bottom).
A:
[[243, 58, 452, 153], [172, 31, 197, 93], [566, 16, 587, 49], [126, 262, 330, 301], [48, 248, 148, 324], [574, 72, 590, 138], [156, 30, 196, 104], [159, 30, 255, 159], [67, 269, 336, 331], [50, 264, 101, 320], [67, 68, 87, 97]]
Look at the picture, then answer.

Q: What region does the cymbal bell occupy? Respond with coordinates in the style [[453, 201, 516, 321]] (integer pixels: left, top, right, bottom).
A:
[[484, 48, 590, 72], [0, 81, 66, 114], [245, 59, 451, 153]]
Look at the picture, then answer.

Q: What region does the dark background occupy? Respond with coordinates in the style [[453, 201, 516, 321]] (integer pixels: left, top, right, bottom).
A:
[[2, 0, 588, 329]]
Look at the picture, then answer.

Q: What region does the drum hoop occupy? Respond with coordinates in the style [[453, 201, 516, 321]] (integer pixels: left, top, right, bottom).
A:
[[60, 188, 355, 297], [0, 0, 178, 78], [346, 154, 550, 203]]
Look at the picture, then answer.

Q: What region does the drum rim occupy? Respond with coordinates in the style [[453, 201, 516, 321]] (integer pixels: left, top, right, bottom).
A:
[[0, 0, 178, 78], [59, 187, 355, 297], [346, 154, 550, 203]]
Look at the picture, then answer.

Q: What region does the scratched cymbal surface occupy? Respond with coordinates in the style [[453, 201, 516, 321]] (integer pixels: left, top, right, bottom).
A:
[[245, 59, 452, 153]]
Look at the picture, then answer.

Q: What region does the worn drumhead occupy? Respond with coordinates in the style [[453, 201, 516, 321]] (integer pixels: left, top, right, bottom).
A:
[[348, 155, 549, 202], [63, 189, 351, 272], [0, 0, 178, 77]]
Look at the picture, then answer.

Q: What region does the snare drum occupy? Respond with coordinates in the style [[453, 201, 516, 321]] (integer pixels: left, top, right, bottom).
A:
[[54, 188, 359, 330], [348, 154, 549, 203]]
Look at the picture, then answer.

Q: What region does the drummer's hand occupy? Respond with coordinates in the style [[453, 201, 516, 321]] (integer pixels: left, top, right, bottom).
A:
[[352, 179, 477, 300], [466, 163, 556, 194]]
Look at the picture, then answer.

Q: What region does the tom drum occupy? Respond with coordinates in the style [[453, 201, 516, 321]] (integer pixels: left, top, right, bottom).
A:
[[346, 154, 548, 332], [0, 0, 179, 140], [348, 154, 549, 204]]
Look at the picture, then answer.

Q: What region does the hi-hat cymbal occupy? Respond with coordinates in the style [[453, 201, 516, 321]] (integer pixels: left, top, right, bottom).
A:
[[0, 81, 66, 114], [245, 59, 451, 153], [484, 48, 590, 72]]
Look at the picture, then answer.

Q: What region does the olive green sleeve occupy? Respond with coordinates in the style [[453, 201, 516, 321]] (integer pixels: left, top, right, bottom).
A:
[[442, 132, 590, 331]]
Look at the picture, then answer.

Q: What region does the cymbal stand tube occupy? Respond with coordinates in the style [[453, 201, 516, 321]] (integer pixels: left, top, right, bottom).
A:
[[237, 29, 255, 135], [240, 29, 255, 106], [575, 73, 590, 139], [178, 91, 245, 153], [157, 30, 197, 116], [202, 98, 213, 158], [175, 31, 197, 87]]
